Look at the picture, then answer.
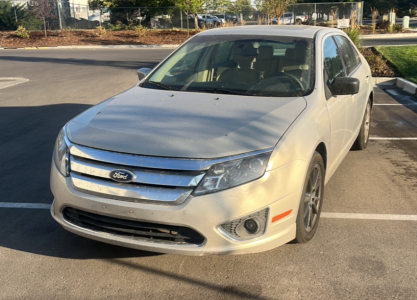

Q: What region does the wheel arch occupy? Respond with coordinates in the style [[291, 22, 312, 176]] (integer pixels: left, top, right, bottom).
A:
[[315, 142, 327, 172], [369, 90, 374, 108]]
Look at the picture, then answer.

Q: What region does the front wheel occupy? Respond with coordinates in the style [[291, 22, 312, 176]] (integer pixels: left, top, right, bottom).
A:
[[352, 99, 372, 150], [295, 151, 325, 243]]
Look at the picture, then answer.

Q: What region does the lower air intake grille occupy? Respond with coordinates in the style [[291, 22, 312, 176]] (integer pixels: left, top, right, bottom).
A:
[[62, 207, 205, 246]]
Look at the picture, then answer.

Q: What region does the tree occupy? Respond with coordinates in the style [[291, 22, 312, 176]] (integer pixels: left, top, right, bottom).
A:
[[30, 0, 55, 37], [206, 0, 231, 13], [254, 0, 296, 24], [0, 0, 30, 30], [99, 0, 175, 26], [176, 0, 205, 32], [228, 0, 254, 20]]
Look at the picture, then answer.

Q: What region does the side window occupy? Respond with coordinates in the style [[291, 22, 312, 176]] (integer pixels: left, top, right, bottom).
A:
[[334, 35, 361, 75], [323, 37, 346, 84]]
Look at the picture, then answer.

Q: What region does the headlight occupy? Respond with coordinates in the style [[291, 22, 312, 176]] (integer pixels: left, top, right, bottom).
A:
[[194, 152, 271, 195], [53, 127, 69, 176]]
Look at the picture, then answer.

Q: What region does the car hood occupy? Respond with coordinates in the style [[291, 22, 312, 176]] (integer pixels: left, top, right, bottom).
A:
[[66, 86, 306, 159]]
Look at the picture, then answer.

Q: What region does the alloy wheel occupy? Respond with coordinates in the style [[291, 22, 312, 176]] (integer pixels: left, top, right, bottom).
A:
[[304, 164, 322, 232]]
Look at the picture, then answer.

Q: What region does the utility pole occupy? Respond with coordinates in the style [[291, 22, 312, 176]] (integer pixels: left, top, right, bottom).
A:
[[56, 0, 62, 29], [13, 1, 18, 23]]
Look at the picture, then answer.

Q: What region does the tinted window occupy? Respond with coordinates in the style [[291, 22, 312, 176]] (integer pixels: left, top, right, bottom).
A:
[[334, 35, 361, 75], [323, 37, 346, 83]]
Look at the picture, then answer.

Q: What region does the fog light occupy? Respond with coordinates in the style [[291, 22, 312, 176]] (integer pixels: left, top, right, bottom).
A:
[[218, 208, 268, 241], [244, 218, 259, 234]]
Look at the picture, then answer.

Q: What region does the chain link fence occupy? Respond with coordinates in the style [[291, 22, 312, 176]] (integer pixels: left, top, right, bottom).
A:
[[6, 0, 363, 31]]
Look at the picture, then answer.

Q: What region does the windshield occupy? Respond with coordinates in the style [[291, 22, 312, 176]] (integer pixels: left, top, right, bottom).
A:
[[142, 34, 314, 97]]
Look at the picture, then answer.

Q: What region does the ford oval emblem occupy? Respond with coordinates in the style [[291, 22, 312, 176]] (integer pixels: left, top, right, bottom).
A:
[[109, 169, 136, 183]]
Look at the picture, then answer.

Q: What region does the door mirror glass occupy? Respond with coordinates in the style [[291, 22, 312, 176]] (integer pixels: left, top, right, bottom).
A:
[[137, 68, 152, 81], [329, 77, 360, 96]]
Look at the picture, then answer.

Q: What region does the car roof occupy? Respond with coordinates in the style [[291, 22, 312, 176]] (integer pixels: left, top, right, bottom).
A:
[[198, 25, 326, 39]]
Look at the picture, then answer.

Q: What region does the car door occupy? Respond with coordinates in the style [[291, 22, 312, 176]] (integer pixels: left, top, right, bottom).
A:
[[322, 35, 351, 169], [333, 35, 369, 143]]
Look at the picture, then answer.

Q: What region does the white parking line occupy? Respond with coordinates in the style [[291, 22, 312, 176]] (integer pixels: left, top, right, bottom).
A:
[[374, 103, 417, 106], [0, 202, 51, 209], [370, 137, 417, 140], [0, 77, 29, 90], [322, 212, 417, 221], [1, 203, 417, 222]]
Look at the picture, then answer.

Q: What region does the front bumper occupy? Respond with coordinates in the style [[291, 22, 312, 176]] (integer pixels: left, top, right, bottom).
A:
[[50, 159, 308, 255]]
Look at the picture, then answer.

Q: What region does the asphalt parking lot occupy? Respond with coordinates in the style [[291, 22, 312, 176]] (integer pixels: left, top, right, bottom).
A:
[[0, 49, 416, 300]]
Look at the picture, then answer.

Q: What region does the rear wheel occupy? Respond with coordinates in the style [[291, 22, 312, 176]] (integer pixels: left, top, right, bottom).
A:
[[295, 151, 325, 243], [352, 99, 372, 150]]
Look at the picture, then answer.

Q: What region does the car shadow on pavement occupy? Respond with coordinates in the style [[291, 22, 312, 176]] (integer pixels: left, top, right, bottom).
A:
[[0, 55, 161, 70], [0, 103, 160, 259], [0, 208, 159, 259], [104, 258, 271, 300]]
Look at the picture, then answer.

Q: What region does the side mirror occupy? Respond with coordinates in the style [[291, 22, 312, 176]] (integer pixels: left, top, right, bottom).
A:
[[328, 77, 360, 96], [137, 68, 152, 81]]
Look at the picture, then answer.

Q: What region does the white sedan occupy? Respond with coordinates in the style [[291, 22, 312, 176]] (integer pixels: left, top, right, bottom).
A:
[[50, 26, 373, 255]]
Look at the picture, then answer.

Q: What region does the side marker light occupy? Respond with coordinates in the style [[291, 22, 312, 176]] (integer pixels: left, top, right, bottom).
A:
[[272, 209, 293, 223]]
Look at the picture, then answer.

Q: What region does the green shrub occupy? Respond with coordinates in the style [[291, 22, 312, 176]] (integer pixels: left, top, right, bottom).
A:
[[393, 24, 403, 32], [343, 26, 362, 48], [376, 20, 390, 30], [20, 15, 43, 30], [0, 0, 30, 30], [134, 25, 148, 38], [109, 21, 136, 31], [94, 26, 107, 36], [15, 25, 30, 39]]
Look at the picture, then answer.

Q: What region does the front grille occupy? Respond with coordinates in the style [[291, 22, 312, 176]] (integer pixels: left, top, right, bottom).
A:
[[68, 144, 207, 205], [63, 207, 205, 245]]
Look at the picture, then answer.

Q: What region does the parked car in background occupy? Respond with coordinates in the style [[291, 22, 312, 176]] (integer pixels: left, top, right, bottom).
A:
[[225, 14, 239, 23], [199, 14, 224, 27], [51, 26, 373, 255], [88, 9, 110, 23], [273, 12, 308, 25]]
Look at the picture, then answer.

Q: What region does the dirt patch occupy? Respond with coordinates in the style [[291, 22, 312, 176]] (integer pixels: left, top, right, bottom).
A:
[[0, 29, 405, 78], [0, 29, 197, 48], [361, 47, 400, 78]]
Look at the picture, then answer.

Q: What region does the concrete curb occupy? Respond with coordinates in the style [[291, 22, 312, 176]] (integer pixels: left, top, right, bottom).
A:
[[56, 44, 180, 49], [361, 33, 417, 39], [396, 78, 417, 95], [374, 77, 417, 96], [372, 77, 396, 85], [0, 44, 179, 50]]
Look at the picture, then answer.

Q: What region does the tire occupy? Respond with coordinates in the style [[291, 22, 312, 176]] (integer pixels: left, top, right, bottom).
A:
[[295, 151, 325, 243], [352, 99, 372, 150], [296, 19, 302, 25]]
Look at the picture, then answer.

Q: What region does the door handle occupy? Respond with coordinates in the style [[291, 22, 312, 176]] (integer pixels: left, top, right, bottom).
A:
[[365, 75, 370, 82]]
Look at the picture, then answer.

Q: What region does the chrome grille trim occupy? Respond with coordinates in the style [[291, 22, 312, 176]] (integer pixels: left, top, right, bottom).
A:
[[69, 143, 274, 171], [65, 135, 273, 205], [71, 173, 193, 205], [70, 155, 205, 188]]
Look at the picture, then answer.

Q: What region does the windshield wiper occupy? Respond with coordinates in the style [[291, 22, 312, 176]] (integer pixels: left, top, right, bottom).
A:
[[145, 81, 178, 91], [196, 88, 248, 96]]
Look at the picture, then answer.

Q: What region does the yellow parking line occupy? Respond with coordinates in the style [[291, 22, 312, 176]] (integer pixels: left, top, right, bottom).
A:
[[24, 47, 50, 50]]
